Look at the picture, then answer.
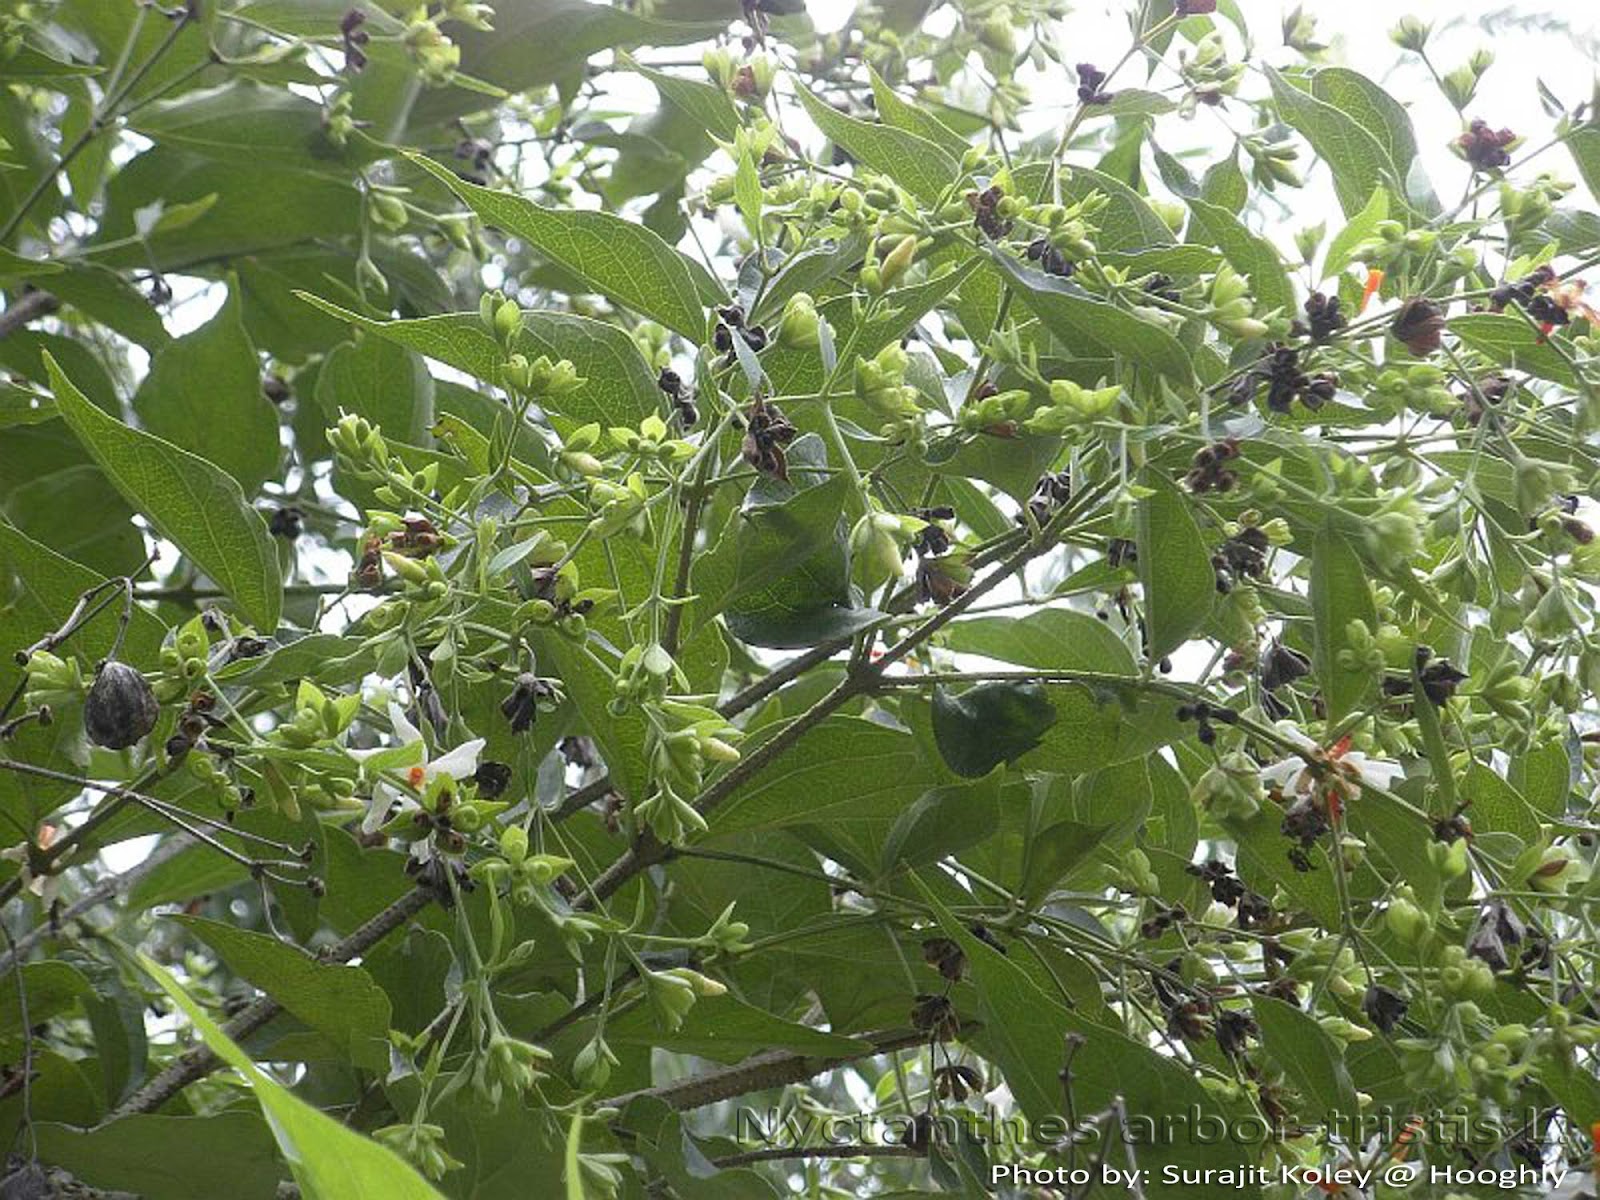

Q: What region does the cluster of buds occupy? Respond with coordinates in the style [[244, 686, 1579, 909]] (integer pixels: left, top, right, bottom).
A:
[[276, 679, 363, 750], [402, 12, 460, 86], [1191, 750, 1263, 822], [1207, 264, 1269, 340], [702, 47, 775, 102], [701, 902, 754, 957], [637, 700, 742, 841], [646, 966, 726, 1032], [860, 233, 919, 295], [775, 292, 821, 351], [1373, 363, 1455, 418], [472, 1033, 551, 1107], [470, 828, 576, 905], [1176, 32, 1243, 114], [957, 382, 1032, 437], [373, 766, 510, 855], [373, 1121, 463, 1181], [1498, 175, 1572, 236], [1436, 47, 1494, 112], [853, 344, 922, 428], [606, 413, 694, 467], [849, 509, 921, 590], [587, 473, 650, 540], [324, 91, 363, 145], [1242, 133, 1300, 190], [1023, 378, 1121, 433]]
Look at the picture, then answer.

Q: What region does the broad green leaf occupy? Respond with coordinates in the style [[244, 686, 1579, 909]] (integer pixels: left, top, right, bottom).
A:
[[1310, 527, 1376, 723], [410, 153, 720, 338], [1252, 995, 1359, 1118], [1266, 66, 1396, 218], [1450, 312, 1578, 387], [138, 954, 447, 1200], [129, 845, 252, 909], [912, 877, 1259, 1197], [710, 717, 939, 837], [295, 294, 660, 431], [45, 352, 283, 631], [0, 962, 93, 1037], [316, 335, 436, 446], [129, 83, 369, 174], [943, 608, 1136, 675], [1138, 477, 1216, 660], [605, 993, 869, 1062], [1232, 811, 1342, 929], [795, 85, 960, 202], [1324, 186, 1388, 279], [35, 1112, 283, 1200], [627, 56, 740, 141], [867, 68, 970, 159], [1459, 763, 1539, 844], [172, 915, 393, 1069], [1186, 196, 1295, 317], [42, 262, 171, 351], [1510, 735, 1571, 818], [879, 771, 1002, 872], [931, 682, 1058, 778], [133, 281, 280, 491], [5, 464, 143, 576], [993, 252, 1194, 385], [1569, 126, 1600, 206], [1309, 67, 1437, 214]]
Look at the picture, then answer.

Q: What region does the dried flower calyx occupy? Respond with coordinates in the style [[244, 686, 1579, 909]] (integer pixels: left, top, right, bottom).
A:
[[84, 660, 160, 750], [1456, 119, 1517, 172], [1392, 296, 1445, 356], [740, 395, 796, 480], [1076, 62, 1114, 105]]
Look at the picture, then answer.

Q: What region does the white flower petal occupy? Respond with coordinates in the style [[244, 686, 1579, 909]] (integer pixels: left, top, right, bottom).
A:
[[387, 701, 423, 747], [430, 738, 486, 781], [1260, 759, 1304, 789]]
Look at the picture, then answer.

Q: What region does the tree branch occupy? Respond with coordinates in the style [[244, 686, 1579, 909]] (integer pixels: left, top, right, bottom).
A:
[[0, 289, 60, 340], [604, 1026, 937, 1112], [711, 1145, 925, 1169]]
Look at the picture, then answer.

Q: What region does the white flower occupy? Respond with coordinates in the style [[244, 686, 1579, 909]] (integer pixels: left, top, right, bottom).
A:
[[1, 823, 66, 906], [350, 702, 484, 837], [1261, 726, 1402, 798]]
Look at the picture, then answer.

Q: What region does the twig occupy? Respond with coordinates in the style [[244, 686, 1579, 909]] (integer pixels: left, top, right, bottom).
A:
[[0, 291, 61, 340], [604, 1026, 939, 1112], [711, 1145, 924, 1169]]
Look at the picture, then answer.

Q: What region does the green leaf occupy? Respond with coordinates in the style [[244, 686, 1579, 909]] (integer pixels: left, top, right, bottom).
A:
[[1324, 186, 1388, 279], [316, 335, 436, 446], [943, 608, 1135, 675], [1510, 735, 1571, 818], [173, 916, 393, 1070], [5, 464, 144, 576], [1450, 312, 1578, 388], [867, 68, 970, 159], [605, 993, 870, 1062], [931, 681, 1058, 778], [1459, 763, 1539, 844], [795, 85, 960, 203], [137, 954, 447, 1200], [35, 1112, 284, 1200], [1266, 66, 1396, 218], [911, 876, 1259, 1197], [1310, 527, 1376, 723], [1309, 67, 1436, 214], [710, 717, 939, 837], [128, 83, 368, 174], [132, 280, 280, 491], [627, 56, 740, 141], [879, 772, 1002, 872], [295, 296, 661, 431], [0, 962, 92, 1037], [1186, 196, 1295, 317], [409, 153, 719, 338], [1568, 126, 1600, 206], [992, 252, 1194, 385], [733, 146, 762, 234], [45, 352, 283, 631], [1138, 477, 1215, 660], [1252, 995, 1359, 1118]]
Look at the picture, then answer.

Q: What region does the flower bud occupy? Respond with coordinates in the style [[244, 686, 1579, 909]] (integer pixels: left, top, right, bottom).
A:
[[879, 234, 918, 289]]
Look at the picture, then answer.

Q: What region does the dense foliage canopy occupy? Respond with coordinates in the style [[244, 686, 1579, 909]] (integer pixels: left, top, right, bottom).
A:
[[5, 0, 1600, 1196]]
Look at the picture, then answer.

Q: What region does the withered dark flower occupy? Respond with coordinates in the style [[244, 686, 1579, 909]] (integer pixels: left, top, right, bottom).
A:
[[1185, 437, 1240, 493], [1214, 1008, 1257, 1057], [1176, 0, 1218, 12], [84, 661, 160, 750], [933, 1063, 985, 1101], [340, 8, 370, 73], [1457, 118, 1516, 172], [500, 671, 557, 733], [967, 184, 1012, 241], [1022, 470, 1072, 527], [740, 395, 797, 480], [1392, 296, 1445, 356], [1076, 62, 1113, 105], [911, 993, 960, 1041], [1418, 657, 1468, 704], [473, 761, 512, 799], [922, 936, 966, 982], [1166, 998, 1213, 1042], [1025, 237, 1074, 277], [1303, 292, 1347, 342], [1260, 642, 1311, 692], [268, 506, 303, 540], [1361, 984, 1408, 1034]]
